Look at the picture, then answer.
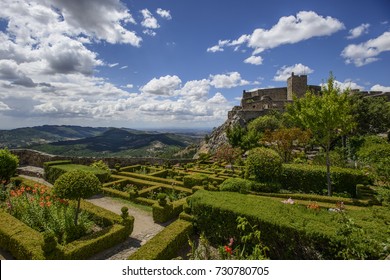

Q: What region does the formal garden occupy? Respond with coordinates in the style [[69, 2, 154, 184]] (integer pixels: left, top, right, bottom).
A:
[[0, 76, 389, 260]]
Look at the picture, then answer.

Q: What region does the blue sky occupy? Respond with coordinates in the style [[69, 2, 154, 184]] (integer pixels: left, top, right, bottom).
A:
[[0, 0, 389, 129]]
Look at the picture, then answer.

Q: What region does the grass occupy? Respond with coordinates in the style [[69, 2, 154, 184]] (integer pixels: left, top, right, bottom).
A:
[[110, 197, 153, 213]]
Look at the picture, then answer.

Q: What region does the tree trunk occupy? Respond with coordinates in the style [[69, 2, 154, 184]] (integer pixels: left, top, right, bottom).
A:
[[326, 144, 332, 196], [74, 198, 81, 226]]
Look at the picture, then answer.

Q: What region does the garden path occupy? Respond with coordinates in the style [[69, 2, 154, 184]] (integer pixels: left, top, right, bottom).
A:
[[0, 171, 166, 260]]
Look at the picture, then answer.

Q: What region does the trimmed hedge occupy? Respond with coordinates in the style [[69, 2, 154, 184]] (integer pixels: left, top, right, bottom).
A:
[[183, 174, 209, 188], [128, 219, 193, 260], [0, 211, 45, 259], [219, 178, 253, 193], [119, 172, 184, 187], [0, 199, 134, 260], [152, 197, 187, 223], [279, 164, 372, 197], [44, 163, 110, 184], [188, 191, 388, 259]]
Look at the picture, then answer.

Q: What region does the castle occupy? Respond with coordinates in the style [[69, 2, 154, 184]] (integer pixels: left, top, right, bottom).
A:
[[228, 73, 390, 123]]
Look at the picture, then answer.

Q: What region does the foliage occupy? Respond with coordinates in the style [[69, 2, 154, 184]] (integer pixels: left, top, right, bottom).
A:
[[247, 114, 282, 134], [44, 163, 110, 184], [348, 93, 390, 135], [53, 170, 101, 225], [0, 149, 19, 184], [286, 73, 356, 196], [226, 124, 246, 149], [245, 147, 282, 183], [128, 219, 193, 260], [4, 184, 94, 244], [263, 127, 310, 163], [312, 149, 347, 168], [90, 160, 110, 173], [189, 190, 389, 259], [219, 178, 253, 194], [280, 164, 371, 197], [183, 174, 209, 188], [214, 143, 242, 172]]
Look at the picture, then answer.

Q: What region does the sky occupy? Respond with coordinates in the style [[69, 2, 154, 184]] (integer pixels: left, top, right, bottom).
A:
[[0, 0, 389, 130]]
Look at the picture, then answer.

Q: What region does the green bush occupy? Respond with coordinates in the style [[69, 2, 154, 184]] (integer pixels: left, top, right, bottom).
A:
[[219, 178, 253, 194], [0, 149, 19, 183], [188, 190, 388, 259], [44, 163, 110, 184], [245, 147, 282, 183], [152, 203, 173, 223], [91, 160, 111, 173], [183, 174, 209, 188], [251, 182, 281, 193], [312, 150, 347, 168], [280, 164, 371, 197], [128, 219, 193, 260]]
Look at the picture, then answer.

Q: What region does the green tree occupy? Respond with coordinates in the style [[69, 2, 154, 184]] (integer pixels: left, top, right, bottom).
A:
[[214, 143, 242, 172], [0, 149, 19, 185], [226, 124, 246, 149], [349, 93, 390, 135], [286, 73, 356, 196], [53, 170, 101, 225]]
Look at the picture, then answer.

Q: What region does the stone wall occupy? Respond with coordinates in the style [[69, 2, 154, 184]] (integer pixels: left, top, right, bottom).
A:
[[10, 149, 193, 168]]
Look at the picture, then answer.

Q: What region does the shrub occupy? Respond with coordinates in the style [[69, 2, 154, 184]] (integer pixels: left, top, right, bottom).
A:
[[280, 164, 371, 197], [91, 160, 111, 173], [312, 150, 347, 168], [44, 163, 110, 184], [53, 170, 102, 225], [183, 174, 209, 188], [128, 219, 193, 260], [245, 147, 282, 183], [219, 178, 253, 194], [188, 190, 388, 259], [0, 149, 19, 183]]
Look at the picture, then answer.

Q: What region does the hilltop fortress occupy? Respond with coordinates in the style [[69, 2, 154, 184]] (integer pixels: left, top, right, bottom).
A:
[[228, 72, 390, 123]]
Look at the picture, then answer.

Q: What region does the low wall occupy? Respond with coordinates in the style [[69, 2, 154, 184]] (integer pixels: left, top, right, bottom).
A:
[[10, 149, 193, 168]]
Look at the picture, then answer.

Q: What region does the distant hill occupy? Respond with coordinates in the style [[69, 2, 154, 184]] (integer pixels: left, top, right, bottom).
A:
[[0, 125, 109, 148]]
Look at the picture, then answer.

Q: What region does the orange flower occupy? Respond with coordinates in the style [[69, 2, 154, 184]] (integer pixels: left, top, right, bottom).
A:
[[45, 195, 51, 201], [224, 246, 233, 255], [46, 201, 52, 207], [10, 190, 16, 197], [39, 201, 45, 207]]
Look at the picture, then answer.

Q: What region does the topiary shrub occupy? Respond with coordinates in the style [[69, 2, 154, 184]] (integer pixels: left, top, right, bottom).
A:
[[0, 149, 19, 184], [245, 147, 283, 183], [219, 178, 253, 194], [183, 174, 209, 188], [53, 170, 102, 225]]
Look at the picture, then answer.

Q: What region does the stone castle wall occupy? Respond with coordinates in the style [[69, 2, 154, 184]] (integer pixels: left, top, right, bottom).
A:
[[11, 149, 193, 168]]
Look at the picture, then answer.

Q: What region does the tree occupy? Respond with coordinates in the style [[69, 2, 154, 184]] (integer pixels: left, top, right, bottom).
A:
[[263, 127, 311, 163], [0, 149, 19, 185], [226, 124, 246, 149], [214, 143, 242, 172], [349, 93, 390, 135], [53, 170, 101, 225], [287, 73, 356, 196]]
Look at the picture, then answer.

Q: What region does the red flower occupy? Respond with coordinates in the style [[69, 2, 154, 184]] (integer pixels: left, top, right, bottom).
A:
[[224, 246, 233, 255]]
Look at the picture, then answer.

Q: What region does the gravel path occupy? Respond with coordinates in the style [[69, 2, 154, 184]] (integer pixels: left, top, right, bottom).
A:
[[1, 170, 167, 260]]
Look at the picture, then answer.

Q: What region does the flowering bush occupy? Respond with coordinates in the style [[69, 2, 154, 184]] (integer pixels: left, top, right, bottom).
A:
[[3, 184, 94, 244]]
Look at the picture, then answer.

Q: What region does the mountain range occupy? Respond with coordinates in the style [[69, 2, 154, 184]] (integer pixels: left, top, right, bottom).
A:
[[0, 125, 201, 158]]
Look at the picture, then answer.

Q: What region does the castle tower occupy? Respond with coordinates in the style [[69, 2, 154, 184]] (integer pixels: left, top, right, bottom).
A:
[[287, 72, 307, 100]]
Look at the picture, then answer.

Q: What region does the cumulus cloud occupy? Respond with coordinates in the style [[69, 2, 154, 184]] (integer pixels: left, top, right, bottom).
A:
[[209, 72, 249, 88], [44, 0, 142, 46], [371, 84, 390, 92], [347, 23, 370, 39], [156, 8, 172, 20], [207, 11, 344, 56], [244, 55, 263, 65], [141, 75, 182, 96], [140, 9, 160, 29], [0, 60, 36, 87], [273, 64, 314, 81], [341, 31, 390, 66], [320, 79, 364, 91]]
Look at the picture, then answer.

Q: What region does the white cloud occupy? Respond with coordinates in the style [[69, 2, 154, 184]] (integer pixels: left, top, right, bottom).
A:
[[42, 0, 142, 46], [209, 72, 250, 88], [143, 29, 157, 36], [156, 8, 172, 20], [341, 31, 390, 66], [370, 84, 390, 92], [206, 40, 230, 52], [320, 79, 364, 91], [347, 23, 370, 39], [125, 84, 134, 89], [140, 9, 160, 29], [0, 101, 11, 111], [273, 64, 314, 81], [244, 55, 263, 65], [207, 11, 344, 56], [108, 63, 119, 68], [141, 75, 182, 96], [180, 79, 210, 100], [120, 66, 128, 69]]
